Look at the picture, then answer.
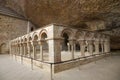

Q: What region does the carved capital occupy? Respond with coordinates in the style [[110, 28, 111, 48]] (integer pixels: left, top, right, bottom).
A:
[[79, 40, 85, 45], [69, 39, 76, 45], [87, 40, 93, 45], [31, 41, 38, 46]]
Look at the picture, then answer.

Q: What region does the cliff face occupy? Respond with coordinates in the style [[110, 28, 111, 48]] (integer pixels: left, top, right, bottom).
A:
[[0, 0, 120, 49]]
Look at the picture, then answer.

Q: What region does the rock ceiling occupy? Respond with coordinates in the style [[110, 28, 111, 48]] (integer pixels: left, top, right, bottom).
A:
[[0, 0, 120, 49], [0, 0, 120, 30]]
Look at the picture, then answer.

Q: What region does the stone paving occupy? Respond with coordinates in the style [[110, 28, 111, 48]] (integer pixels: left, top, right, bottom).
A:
[[0, 54, 120, 80]]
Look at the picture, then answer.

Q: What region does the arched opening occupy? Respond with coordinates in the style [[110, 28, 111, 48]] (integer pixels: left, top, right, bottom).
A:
[[40, 32, 49, 61], [31, 35, 39, 59], [85, 40, 89, 56], [99, 43, 102, 52], [24, 38, 28, 57], [93, 44, 96, 54], [41, 33, 47, 39], [75, 43, 80, 51], [62, 33, 69, 51], [0, 43, 8, 54], [28, 37, 33, 57], [33, 35, 38, 41], [61, 32, 72, 61], [75, 31, 86, 57], [74, 41, 81, 58]]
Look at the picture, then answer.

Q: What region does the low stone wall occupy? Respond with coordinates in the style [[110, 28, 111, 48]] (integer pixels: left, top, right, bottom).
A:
[[54, 54, 110, 73], [14, 55, 51, 71], [12, 54, 110, 73]]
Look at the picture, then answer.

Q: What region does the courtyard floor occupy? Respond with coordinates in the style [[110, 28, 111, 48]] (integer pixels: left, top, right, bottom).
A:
[[0, 54, 120, 80]]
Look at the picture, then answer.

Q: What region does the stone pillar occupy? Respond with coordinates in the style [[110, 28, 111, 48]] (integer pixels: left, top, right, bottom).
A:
[[31, 41, 37, 59], [74, 43, 76, 52], [67, 43, 70, 52], [18, 44, 20, 55], [16, 44, 18, 55], [9, 44, 12, 55], [14, 45, 16, 55], [15, 45, 17, 55], [38, 40, 44, 61], [94, 40, 100, 54], [69, 39, 75, 59], [23, 43, 27, 56], [19, 43, 23, 55], [48, 38, 62, 63], [108, 40, 110, 52], [12, 45, 14, 55], [104, 40, 110, 53], [87, 40, 93, 55], [79, 40, 86, 57], [100, 40, 104, 53], [27, 42, 31, 57]]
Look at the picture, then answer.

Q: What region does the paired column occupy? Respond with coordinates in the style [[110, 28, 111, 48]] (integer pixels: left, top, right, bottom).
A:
[[69, 39, 75, 59], [16, 44, 19, 55], [79, 40, 86, 57], [23, 42, 27, 56], [31, 41, 37, 59], [87, 40, 93, 55], [94, 40, 100, 54], [38, 40, 44, 61], [13, 45, 16, 55], [19, 43, 24, 56], [27, 41, 31, 57], [9, 44, 12, 55], [104, 40, 110, 53], [100, 40, 104, 53], [67, 43, 70, 52]]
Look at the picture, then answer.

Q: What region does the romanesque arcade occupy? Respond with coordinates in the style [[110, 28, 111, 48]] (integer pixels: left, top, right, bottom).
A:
[[10, 24, 110, 64]]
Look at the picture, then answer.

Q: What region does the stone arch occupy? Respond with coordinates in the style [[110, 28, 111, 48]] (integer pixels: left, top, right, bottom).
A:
[[27, 35, 32, 42], [75, 31, 86, 40], [39, 29, 48, 40], [20, 36, 25, 43], [61, 28, 74, 52], [85, 31, 95, 40], [39, 29, 49, 61], [23, 36, 27, 43], [61, 28, 74, 39], [32, 32, 39, 41], [0, 43, 8, 54], [101, 34, 106, 41], [94, 33, 99, 40]]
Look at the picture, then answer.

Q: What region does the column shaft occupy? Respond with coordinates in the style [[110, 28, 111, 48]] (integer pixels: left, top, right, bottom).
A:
[[88, 40, 93, 55], [94, 41, 100, 54], [79, 40, 85, 57]]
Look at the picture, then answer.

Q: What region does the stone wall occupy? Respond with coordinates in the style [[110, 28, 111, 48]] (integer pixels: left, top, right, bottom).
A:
[[0, 14, 28, 53]]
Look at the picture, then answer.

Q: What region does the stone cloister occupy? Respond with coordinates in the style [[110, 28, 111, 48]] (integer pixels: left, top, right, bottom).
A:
[[10, 24, 110, 72]]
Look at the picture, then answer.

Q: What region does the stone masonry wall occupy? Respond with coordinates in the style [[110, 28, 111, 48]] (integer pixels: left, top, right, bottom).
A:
[[0, 15, 28, 53]]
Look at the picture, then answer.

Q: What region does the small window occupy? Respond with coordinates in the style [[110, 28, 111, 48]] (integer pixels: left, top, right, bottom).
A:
[[31, 27, 34, 31]]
